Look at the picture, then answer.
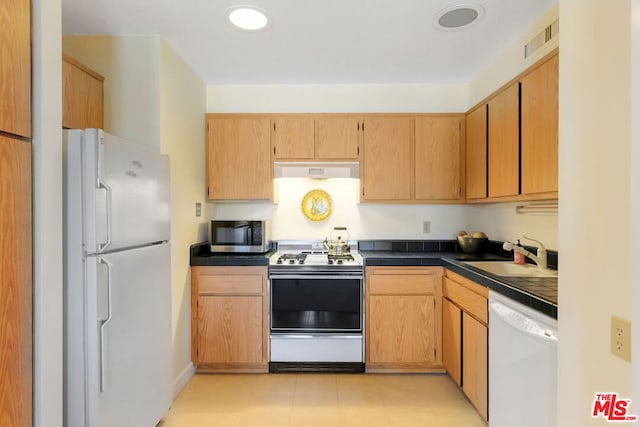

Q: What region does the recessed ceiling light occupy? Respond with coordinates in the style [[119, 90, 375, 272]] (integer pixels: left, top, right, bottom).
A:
[[227, 6, 270, 32], [434, 4, 484, 31]]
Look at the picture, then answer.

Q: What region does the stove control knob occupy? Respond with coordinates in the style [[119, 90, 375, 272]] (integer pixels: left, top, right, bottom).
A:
[[289, 259, 295, 264], [328, 259, 334, 265], [276, 259, 283, 264], [299, 259, 305, 264], [337, 259, 344, 265]]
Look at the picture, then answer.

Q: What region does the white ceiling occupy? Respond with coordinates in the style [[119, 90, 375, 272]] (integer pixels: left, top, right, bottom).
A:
[[61, 0, 556, 85]]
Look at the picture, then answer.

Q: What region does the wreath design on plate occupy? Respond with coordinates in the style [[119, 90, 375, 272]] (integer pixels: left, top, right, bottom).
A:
[[301, 189, 332, 222]]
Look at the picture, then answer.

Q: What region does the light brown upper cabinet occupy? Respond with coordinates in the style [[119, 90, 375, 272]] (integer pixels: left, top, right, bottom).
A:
[[466, 50, 558, 203], [272, 117, 315, 159], [465, 106, 487, 200], [206, 116, 273, 200], [316, 116, 361, 160], [62, 54, 105, 129], [521, 54, 559, 196], [414, 116, 464, 201], [361, 117, 412, 201], [488, 83, 519, 198], [272, 115, 361, 161], [0, 0, 31, 138]]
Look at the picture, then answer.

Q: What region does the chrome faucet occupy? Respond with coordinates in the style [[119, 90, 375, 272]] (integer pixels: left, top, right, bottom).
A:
[[502, 236, 548, 269]]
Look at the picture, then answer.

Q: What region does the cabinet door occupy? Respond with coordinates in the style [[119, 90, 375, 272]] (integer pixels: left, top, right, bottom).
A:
[[0, 0, 31, 137], [442, 298, 461, 386], [466, 105, 487, 200], [197, 295, 263, 364], [0, 136, 32, 426], [367, 295, 435, 364], [62, 57, 105, 129], [361, 117, 412, 201], [414, 116, 463, 201], [272, 117, 314, 159], [488, 83, 519, 198], [462, 312, 488, 421], [316, 117, 360, 160], [207, 117, 272, 200], [521, 54, 558, 195]]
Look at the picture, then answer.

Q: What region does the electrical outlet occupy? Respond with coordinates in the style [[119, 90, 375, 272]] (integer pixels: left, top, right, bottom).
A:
[[611, 316, 631, 362], [423, 220, 431, 234], [195, 202, 202, 217]]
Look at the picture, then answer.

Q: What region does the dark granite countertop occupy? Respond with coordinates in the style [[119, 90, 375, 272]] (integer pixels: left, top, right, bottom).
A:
[[360, 240, 557, 319], [190, 242, 273, 266]]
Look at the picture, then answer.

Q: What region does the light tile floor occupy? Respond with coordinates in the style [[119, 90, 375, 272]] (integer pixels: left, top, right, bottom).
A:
[[159, 373, 487, 427]]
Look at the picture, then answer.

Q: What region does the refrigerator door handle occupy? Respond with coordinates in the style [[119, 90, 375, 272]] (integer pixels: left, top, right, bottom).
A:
[[98, 256, 113, 392], [97, 178, 112, 252]]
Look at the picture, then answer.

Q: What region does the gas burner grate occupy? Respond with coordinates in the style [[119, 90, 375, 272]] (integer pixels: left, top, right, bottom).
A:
[[275, 253, 308, 265], [328, 254, 354, 261]]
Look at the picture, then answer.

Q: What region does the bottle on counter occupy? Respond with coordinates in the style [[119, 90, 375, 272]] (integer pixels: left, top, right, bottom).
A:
[[514, 239, 525, 264]]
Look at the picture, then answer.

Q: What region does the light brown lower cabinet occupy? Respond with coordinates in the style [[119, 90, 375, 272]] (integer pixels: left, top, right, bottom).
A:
[[442, 298, 461, 385], [365, 266, 443, 372], [443, 270, 488, 421], [191, 266, 268, 372], [462, 312, 488, 421]]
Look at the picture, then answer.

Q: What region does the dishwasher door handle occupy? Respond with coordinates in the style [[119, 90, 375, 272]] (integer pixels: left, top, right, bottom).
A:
[[490, 301, 558, 344]]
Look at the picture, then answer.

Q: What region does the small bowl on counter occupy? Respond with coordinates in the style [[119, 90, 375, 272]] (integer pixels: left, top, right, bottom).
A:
[[456, 235, 488, 254]]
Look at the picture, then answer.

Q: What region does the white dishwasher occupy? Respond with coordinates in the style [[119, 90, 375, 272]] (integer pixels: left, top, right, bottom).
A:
[[489, 291, 558, 427]]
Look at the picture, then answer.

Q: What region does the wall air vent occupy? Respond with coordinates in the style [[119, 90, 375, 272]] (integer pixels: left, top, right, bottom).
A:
[[524, 18, 559, 59]]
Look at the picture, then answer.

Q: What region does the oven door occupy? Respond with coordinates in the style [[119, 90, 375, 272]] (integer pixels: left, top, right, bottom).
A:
[[270, 275, 362, 333]]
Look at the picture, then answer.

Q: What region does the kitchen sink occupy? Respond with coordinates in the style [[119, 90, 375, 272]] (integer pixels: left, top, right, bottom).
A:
[[462, 261, 558, 278]]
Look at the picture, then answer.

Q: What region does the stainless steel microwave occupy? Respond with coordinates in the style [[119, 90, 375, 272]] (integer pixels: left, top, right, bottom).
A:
[[210, 220, 271, 253]]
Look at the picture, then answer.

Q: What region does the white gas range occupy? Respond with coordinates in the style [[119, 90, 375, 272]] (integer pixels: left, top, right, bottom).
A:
[[269, 241, 363, 272], [268, 241, 364, 373]]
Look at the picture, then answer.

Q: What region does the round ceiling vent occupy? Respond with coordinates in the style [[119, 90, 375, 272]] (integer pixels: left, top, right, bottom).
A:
[[434, 4, 485, 31]]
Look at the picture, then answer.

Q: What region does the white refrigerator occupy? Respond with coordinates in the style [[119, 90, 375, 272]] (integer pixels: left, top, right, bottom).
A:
[[64, 129, 172, 427]]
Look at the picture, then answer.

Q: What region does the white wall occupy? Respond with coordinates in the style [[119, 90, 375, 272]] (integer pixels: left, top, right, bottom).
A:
[[468, 3, 559, 107], [215, 179, 468, 240], [159, 40, 207, 396], [632, 0, 640, 407], [62, 36, 162, 149], [559, 1, 632, 425], [62, 36, 207, 398], [466, 203, 558, 250], [33, 0, 63, 425], [207, 84, 468, 113]]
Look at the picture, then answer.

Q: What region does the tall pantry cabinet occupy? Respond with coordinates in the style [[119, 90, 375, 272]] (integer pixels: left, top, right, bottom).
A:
[[0, 0, 33, 425]]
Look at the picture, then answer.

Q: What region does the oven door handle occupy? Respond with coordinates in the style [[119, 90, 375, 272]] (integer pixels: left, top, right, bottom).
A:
[[270, 334, 363, 340], [270, 275, 362, 280]]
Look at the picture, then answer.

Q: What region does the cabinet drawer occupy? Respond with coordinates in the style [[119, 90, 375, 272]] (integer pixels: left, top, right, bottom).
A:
[[369, 273, 435, 295], [197, 275, 263, 295], [443, 278, 487, 324]]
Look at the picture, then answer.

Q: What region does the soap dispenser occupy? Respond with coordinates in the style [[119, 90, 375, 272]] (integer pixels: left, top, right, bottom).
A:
[[514, 240, 525, 264]]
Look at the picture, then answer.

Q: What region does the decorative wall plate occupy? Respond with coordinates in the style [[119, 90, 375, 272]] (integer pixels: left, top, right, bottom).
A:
[[301, 189, 332, 222]]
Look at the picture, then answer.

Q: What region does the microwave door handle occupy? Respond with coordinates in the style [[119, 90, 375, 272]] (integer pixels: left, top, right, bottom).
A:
[[247, 227, 252, 244]]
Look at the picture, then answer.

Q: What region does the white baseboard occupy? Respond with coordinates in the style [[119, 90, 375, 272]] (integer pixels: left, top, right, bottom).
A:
[[172, 362, 196, 399]]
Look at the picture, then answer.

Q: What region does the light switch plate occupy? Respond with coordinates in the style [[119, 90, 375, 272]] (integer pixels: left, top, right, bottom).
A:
[[611, 316, 631, 362], [195, 202, 202, 217], [423, 221, 431, 234]]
